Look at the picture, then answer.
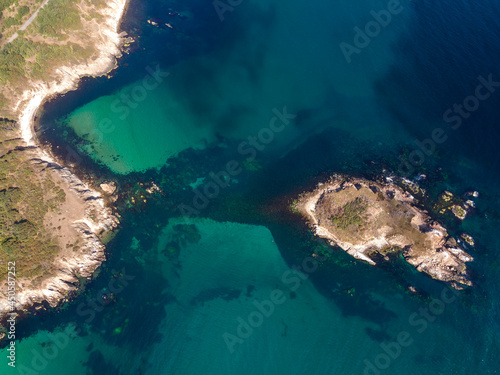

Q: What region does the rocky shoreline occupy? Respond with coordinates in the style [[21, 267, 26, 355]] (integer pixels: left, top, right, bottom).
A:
[[293, 175, 475, 289], [0, 0, 129, 324], [0, 158, 119, 322]]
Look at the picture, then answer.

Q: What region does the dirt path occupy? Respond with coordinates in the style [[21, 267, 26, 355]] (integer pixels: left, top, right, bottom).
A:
[[6, 0, 51, 44]]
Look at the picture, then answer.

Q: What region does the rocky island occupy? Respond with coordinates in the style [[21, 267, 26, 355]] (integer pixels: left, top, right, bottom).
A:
[[293, 175, 474, 289]]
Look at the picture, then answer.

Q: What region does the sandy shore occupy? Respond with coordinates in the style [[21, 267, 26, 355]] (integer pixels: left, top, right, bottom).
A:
[[0, 0, 129, 323]]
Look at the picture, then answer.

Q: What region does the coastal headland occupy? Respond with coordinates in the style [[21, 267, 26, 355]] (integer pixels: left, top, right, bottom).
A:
[[0, 0, 130, 329]]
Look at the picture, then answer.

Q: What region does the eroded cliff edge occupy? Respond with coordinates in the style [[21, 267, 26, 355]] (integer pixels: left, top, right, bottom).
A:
[[0, 0, 129, 325], [293, 175, 474, 289]]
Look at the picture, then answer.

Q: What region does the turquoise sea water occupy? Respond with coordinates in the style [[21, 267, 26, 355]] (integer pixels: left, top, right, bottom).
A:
[[4, 0, 500, 374]]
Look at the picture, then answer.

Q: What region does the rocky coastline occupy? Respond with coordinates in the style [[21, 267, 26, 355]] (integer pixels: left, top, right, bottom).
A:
[[293, 175, 475, 289], [0, 0, 129, 325], [0, 159, 119, 322]]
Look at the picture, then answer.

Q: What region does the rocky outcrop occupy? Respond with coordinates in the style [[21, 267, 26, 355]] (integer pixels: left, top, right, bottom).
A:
[[0, 0, 128, 324], [0, 148, 119, 322], [100, 181, 117, 196], [293, 175, 474, 289]]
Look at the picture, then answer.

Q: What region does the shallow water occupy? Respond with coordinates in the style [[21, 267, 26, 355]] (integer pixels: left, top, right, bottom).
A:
[[4, 0, 500, 374]]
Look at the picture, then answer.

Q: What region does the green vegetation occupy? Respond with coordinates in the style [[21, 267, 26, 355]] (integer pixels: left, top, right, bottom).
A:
[[0, 0, 42, 43], [3, 16, 20, 28], [0, 119, 66, 280], [0, 0, 97, 117], [0, 37, 94, 86], [0, 0, 17, 13], [35, 0, 82, 39], [329, 197, 367, 230], [16, 5, 29, 19], [0, 0, 98, 115], [0, 38, 37, 84], [0, 0, 115, 286], [296, 178, 473, 287], [290, 198, 300, 214]]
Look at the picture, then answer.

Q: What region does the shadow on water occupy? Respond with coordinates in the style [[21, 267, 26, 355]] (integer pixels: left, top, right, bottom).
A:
[[374, 0, 500, 169], [28, 97, 499, 352], [193, 125, 496, 337], [164, 3, 277, 134], [37, 0, 257, 147], [8, 1, 500, 374], [192, 127, 408, 327], [86, 350, 121, 375]]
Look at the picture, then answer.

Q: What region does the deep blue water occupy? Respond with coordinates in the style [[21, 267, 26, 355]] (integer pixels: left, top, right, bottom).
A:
[[3, 0, 500, 374]]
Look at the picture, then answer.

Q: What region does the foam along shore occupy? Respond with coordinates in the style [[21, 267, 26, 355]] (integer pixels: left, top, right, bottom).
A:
[[0, 0, 129, 322], [294, 175, 474, 289]]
